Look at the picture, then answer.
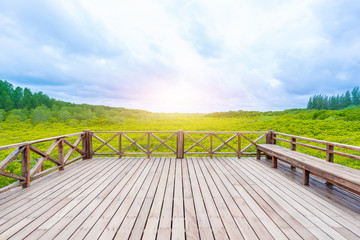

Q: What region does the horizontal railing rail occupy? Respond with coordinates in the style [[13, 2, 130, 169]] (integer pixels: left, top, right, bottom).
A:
[[90, 130, 268, 158], [4, 129, 359, 193], [0, 131, 90, 193], [0, 130, 269, 193], [271, 131, 360, 163]]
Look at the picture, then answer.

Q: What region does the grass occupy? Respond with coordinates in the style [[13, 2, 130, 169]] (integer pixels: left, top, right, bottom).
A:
[[0, 109, 360, 188]]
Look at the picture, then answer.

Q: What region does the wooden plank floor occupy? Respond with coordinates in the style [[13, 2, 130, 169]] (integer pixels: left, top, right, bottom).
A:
[[0, 157, 360, 239]]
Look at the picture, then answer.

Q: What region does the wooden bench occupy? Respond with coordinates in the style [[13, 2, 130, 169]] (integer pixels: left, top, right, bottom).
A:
[[256, 144, 360, 195]]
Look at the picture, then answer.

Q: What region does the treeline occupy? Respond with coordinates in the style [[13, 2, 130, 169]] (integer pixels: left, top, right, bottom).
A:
[[307, 86, 360, 110], [0, 80, 61, 110], [0, 80, 150, 124]]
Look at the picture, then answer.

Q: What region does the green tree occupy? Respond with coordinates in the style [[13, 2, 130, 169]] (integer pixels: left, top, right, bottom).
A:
[[12, 87, 24, 108], [352, 87, 360, 105], [23, 88, 33, 109], [30, 105, 52, 124], [344, 90, 352, 107]]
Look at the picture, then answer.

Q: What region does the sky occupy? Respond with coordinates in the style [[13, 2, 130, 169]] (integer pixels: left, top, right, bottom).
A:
[[1, 0, 360, 113]]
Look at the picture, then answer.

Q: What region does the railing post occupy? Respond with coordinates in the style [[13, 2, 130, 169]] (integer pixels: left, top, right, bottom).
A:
[[266, 130, 275, 159], [58, 139, 64, 170], [272, 131, 277, 144], [266, 130, 275, 144], [210, 133, 213, 159], [21, 144, 30, 188], [291, 137, 296, 151], [147, 132, 150, 158], [290, 137, 296, 170], [119, 133, 122, 158], [325, 143, 334, 186], [177, 130, 184, 159], [82, 130, 92, 160], [238, 133, 242, 159], [326, 143, 334, 163]]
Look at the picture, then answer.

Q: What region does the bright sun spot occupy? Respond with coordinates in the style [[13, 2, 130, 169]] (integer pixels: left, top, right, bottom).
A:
[[150, 83, 207, 113]]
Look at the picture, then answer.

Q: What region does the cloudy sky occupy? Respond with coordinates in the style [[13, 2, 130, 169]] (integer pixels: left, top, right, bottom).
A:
[[1, 0, 360, 112]]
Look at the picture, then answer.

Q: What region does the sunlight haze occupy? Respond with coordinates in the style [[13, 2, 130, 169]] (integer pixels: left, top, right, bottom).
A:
[[0, 0, 359, 112]]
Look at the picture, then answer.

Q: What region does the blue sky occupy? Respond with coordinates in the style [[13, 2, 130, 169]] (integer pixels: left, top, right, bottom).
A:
[[1, 0, 360, 113]]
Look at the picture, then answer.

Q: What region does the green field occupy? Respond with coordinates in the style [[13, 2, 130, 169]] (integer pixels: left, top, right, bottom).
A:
[[1, 107, 360, 188]]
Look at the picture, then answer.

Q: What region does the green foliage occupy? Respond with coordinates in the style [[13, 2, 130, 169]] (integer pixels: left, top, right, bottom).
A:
[[307, 86, 360, 110], [1, 80, 360, 188]]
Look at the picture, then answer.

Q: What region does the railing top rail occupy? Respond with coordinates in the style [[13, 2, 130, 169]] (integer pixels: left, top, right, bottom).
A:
[[0, 132, 84, 151], [91, 131, 178, 133], [185, 131, 267, 134], [275, 132, 360, 152], [91, 131, 267, 134]]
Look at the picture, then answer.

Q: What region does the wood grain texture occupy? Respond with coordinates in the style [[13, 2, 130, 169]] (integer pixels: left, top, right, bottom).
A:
[[257, 144, 360, 195], [0, 157, 359, 239]]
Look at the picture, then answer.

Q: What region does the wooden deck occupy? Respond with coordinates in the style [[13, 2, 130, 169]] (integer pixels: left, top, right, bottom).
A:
[[0, 157, 360, 240]]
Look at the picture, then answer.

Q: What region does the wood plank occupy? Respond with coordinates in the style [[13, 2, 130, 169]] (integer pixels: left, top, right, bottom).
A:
[[113, 158, 165, 240], [0, 159, 94, 211], [257, 144, 360, 189], [212, 158, 303, 240], [257, 157, 360, 221], [0, 159, 105, 219], [0, 181, 24, 194], [68, 158, 149, 240], [0, 158, 121, 239], [82, 158, 156, 239], [196, 157, 251, 240], [258, 144, 360, 180], [171, 158, 185, 240], [0, 156, 359, 240], [190, 158, 228, 239], [186, 158, 214, 240], [50, 158, 141, 240], [231, 157, 347, 240], [245, 157, 360, 238], [203, 157, 286, 240], [98, 158, 161, 239], [220, 158, 319, 239], [181, 158, 200, 240], [9, 158, 125, 240], [31, 158, 135, 240], [157, 158, 176, 239], [130, 158, 170, 240]]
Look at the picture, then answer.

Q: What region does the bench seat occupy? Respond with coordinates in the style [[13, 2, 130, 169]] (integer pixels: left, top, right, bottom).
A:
[[256, 144, 360, 195]]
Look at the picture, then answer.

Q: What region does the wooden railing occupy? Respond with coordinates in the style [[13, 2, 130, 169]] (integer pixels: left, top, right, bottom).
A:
[[0, 130, 267, 193], [270, 131, 360, 163], [1, 129, 360, 194], [0, 132, 89, 193], [90, 130, 268, 158]]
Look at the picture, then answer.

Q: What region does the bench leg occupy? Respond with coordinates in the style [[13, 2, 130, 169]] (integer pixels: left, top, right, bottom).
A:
[[303, 169, 309, 185], [256, 149, 261, 160], [272, 156, 277, 168], [325, 182, 333, 187]]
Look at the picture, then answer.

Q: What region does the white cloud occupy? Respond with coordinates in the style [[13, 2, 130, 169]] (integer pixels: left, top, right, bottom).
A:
[[0, 0, 360, 112]]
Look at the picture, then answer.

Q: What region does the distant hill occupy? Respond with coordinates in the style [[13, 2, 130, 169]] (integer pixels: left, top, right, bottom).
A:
[[0, 79, 150, 124]]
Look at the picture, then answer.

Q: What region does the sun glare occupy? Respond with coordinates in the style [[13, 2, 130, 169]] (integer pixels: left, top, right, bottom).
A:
[[151, 84, 206, 113]]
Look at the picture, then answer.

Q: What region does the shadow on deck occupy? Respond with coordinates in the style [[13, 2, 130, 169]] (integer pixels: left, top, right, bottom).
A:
[[0, 157, 360, 240]]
